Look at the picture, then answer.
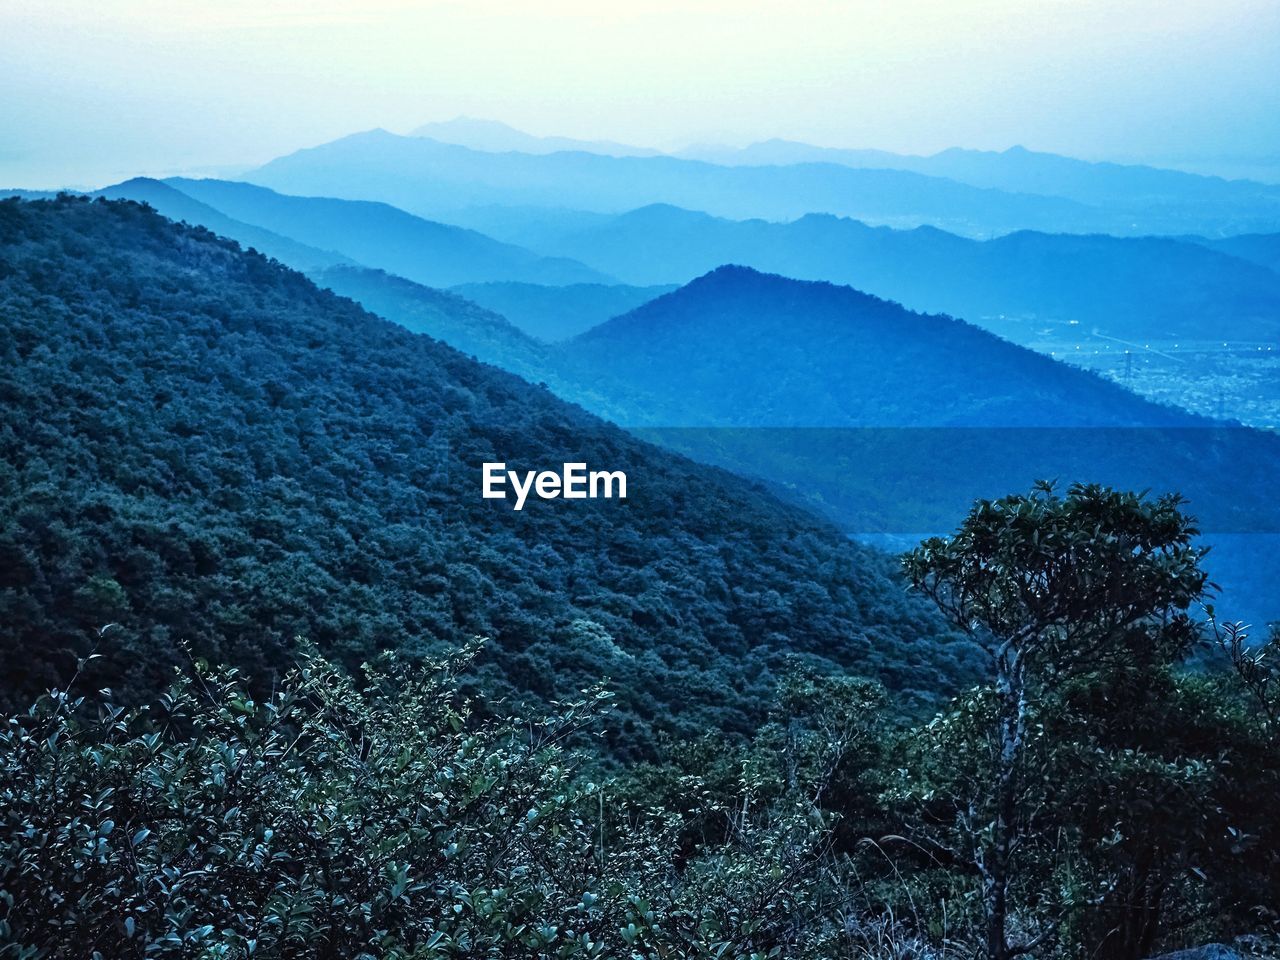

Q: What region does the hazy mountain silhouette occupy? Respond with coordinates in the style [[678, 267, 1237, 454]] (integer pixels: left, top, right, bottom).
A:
[[448, 281, 677, 341], [522, 204, 1280, 341], [161, 177, 612, 287], [411, 117, 660, 157], [561, 266, 1202, 428], [1192, 232, 1280, 276], [312, 265, 551, 378], [96, 178, 353, 271], [246, 129, 1145, 237], [679, 141, 1280, 229]]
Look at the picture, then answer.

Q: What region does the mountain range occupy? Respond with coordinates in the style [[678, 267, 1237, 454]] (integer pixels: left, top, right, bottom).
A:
[[679, 140, 1280, 210], [56, 177, 1280, 348], [507, 204, 1280, 341], [244, 130, 1130, 236], [244, 124, 1280, 236]]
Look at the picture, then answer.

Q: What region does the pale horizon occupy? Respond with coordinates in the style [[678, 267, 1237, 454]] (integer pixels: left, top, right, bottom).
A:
[[3, 0, 1279, 189]]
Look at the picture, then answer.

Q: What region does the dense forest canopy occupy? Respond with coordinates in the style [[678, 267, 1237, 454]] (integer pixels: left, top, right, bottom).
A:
[[0, 196, 980, 760]]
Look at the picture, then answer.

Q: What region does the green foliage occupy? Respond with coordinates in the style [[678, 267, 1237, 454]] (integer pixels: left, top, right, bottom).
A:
[[0, 646, 927, 960], [903, 481, 1207, 673], [0, 195, 979, 755], [1, 643, 611, 957], [895, 483, 1277, 960]]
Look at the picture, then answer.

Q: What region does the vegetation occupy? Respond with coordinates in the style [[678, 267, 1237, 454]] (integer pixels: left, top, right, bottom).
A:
[[3, 486, 1278, 958], [0, 195, 978, 757], [902, 483, 1208, 959], [3, 195, 1279, 959], [0, 645, 858, 959]]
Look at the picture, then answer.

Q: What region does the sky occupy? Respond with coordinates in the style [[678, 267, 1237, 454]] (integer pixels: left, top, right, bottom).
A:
[[2, 0, 1279, 188]]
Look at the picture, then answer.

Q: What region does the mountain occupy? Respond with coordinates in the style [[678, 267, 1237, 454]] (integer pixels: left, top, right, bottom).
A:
[[552, 268, 1280, 623], [447, 280, 677, 341], [0, 195, 981, 759], [161, 177, 612, 287], [1193, 233, 1280, 275], [246, 129, 1144, 238], [411, 117, 660, 157], [523, 204, 1280, 341], [680, 141, 1280, 232], [327, 263, 1279, 625], [96, 178, 353, 271], [312, 265, 551, 377], [561, 266, 1200, 429]]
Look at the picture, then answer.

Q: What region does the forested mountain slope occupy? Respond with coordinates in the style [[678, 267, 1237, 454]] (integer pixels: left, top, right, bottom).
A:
[[0, 197, 978, 759], [96, 178, 352, 272], [163, 177, 612, 287], [311, 264, 551, 378], [561, 266, 1196, 428]]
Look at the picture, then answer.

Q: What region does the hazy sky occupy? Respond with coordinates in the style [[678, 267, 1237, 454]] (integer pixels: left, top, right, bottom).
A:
[[2, 0, 1278, 188]]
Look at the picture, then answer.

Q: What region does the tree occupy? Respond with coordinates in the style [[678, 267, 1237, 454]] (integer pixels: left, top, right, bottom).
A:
[[902, 482, 1207, 960], [1215, 619, 1280, 734]]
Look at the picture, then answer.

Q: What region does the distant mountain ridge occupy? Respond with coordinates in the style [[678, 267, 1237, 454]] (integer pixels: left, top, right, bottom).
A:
[[247, 119, 1280, 235], [164, 177, 612, 287], [411, 117, 661, 158], [561, 265, 1198, 428], [512, 204, 1280, 342], [245, 129, 1156, 237], [680, 140, 1280, 207], [448, 280, 678, 341]]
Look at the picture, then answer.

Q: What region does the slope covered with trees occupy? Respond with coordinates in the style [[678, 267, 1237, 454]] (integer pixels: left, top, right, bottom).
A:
[[163, 177, 611, 287], [5, 484, 1278, 959], [321, 263, 1280, 626], [561, 266, 1196, 428], [0, 196, 979, 758], [310, 265, 552, 379]]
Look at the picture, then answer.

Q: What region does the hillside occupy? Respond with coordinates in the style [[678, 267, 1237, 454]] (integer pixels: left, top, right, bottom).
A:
[[448, 280, 677, 341], [562, 266, 1197, 428], [312, 265, 551, 378], [96, 178, 353, 271], [522, 205, 1280, 341], [1194, 232, 1280, 275], [0, 196, 980, 759], [549, 268, 1280, 623], [162, 177, 612, 287]]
